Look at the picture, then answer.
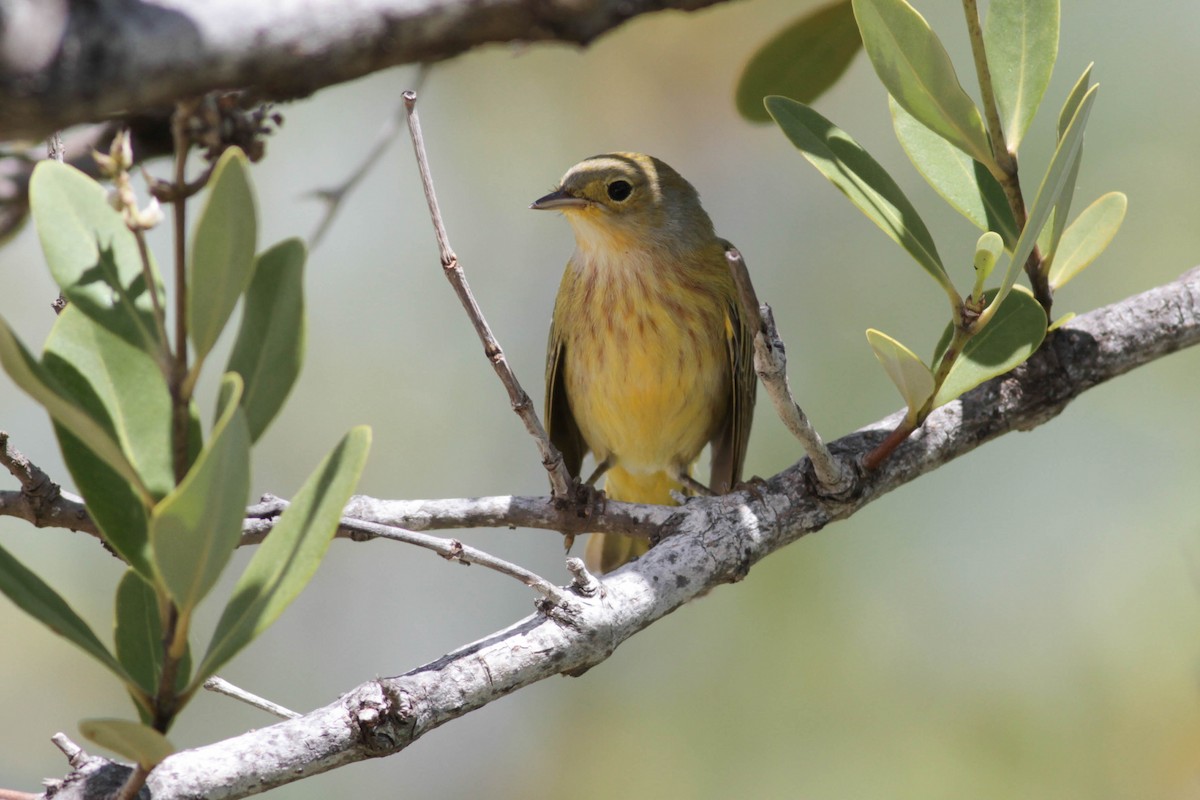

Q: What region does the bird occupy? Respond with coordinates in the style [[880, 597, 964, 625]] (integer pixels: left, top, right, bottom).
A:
[[532, 152, 755, 573]]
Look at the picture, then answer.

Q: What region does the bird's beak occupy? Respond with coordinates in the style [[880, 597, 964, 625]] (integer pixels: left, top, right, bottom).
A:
[[530, 189, 590, 211]]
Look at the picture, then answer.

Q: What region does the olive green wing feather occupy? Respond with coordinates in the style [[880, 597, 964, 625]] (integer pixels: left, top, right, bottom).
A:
[[545, 325, 586, 481], [709, 252, 757, 494]]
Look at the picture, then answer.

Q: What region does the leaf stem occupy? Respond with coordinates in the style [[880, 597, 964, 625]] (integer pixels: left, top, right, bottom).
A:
[[960, 0, 1051, 314], [169, 102, 196, 485]]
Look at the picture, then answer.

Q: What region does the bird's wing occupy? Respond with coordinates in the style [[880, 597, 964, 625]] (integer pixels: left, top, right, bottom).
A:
[[709, 247, 757, 494], [545, 320, 586, 481]]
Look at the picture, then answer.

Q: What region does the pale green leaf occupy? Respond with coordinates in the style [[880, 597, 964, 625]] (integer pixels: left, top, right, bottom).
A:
[[983, 0, 1059, 148], [191, 426, 371, 688], [0, 542, 131, 683], [766, 96, 955, 299], [866, 329, 935, 421], [189, 147, 257, 365], [1048, 192, 1127, 290], [890, 96, 1019, 247], [852, 0, 994, 167], [1039, 64, 1094, 262], [0, 315, 151, 505], [736, 0, 862, 122], [933, 286, 1046, 406], [151, 374, 251, 615], [29, 161, 164, 354], [985, 84, 1097, 321], [79, 719, 174, 769], [44, 305, 174, 499], [226, 238, 307, 441]]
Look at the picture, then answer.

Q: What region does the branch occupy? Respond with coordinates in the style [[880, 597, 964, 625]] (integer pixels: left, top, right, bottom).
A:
[[31, 266, 1200, 799], [0, 0, 733, 140]]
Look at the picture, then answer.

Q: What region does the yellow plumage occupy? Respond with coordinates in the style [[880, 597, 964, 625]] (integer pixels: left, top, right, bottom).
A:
[[533, 153, 755, 573]]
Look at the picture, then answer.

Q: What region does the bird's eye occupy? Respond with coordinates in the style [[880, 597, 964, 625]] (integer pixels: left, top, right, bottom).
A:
[[606, 180, 633, 201]]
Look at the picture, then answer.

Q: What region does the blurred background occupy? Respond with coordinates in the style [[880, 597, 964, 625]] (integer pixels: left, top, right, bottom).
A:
[[2, 0, 1199, 797]]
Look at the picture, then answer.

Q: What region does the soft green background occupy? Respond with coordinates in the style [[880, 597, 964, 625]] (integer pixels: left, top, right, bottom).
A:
[[2, 0, 1199, 797]]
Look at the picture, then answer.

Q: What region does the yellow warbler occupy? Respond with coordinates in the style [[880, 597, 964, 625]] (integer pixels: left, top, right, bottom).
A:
[[532, 153, 756, 573]]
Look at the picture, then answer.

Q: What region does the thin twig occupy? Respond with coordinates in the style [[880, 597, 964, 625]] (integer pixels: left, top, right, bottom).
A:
[[203, 676, 301, 720], [724, 248, 853, 493], [50, 733, 89, 768], [401, 90, 574, 498], [339, 515, 576, 609], [308, 66, 429, 248]]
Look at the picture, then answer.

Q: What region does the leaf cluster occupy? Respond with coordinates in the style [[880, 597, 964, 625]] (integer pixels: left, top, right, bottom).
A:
[[0, 146, 370, 769], [737, 0, 1126, 455]]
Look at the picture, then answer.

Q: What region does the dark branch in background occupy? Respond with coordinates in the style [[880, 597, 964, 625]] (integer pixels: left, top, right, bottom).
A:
[[0, 0, 733, 141], [27, 266, 1200, 800]]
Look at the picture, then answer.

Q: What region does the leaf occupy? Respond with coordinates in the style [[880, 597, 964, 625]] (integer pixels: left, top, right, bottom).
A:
[[1039, 64, 1094, 263], [985, 84, 1097, 321], [44, 305, 174, 499], [29, 161, 165, 354], [79, 719, 174, 770], [115, 570, 192, 722], [151, 374, 251, 617], [866, 329, 935, 422], [191, 426, 371, 689], [932, 286, 1046, 407], [736, 0, 862, 122], [766, 96, 955, 299], [890, 97, 1020, 248], [1047, 192, 1127, 290], [0, 315, 152, 505], [983, 0, 1059, 149], [226, 238, 307, 442], [188, 147, 257, 366], [114, 570, 164, 699], [0, 541, 130, 683], [972, 230, 1004, 298], [852, 0, 994, 168]]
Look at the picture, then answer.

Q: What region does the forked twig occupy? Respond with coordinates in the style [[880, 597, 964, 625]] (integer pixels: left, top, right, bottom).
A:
[[401, 90, 573, 498], [725, 247, 854, 494]]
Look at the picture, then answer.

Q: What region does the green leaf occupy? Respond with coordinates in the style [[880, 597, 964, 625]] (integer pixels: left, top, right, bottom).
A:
[[933, 286, 1046, 407], [972, 230, 1004, 298], [44, 305, 174, 499], [766, 96, 955, 299], [29, 161, 164, 354], [114, 570, 164, 698], [191, 426, 371, 689], [1039, 64, 1094, 262], [983, 0, 1059, 149], [985, 84, 1097, 320], [189, 147, 257, 366], [151, 374, 251, 616], [0, 541, 130, 682], [736, 0, 862, 122], [0, 315, 152, 506], [852, 0, 994, 168], [115, 570, 193, 722], [1047, 192, 1127, 290], [890, 97, 1019, 248], [866, 329, 935, 422], [79, 719, 174, 770], [226, 238, 307, 442]]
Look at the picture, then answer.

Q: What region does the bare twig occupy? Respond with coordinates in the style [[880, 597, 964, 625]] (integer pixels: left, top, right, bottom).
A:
[[308, 66, 430, 248], [339, 516, 576, 609], [50, 733, 89, 769], [725, 247, 854, 494], [204, 677, 301, 720], [401, 90, 574, 498]]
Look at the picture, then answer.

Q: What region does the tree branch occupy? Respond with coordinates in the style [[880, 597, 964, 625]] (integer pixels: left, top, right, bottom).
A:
[[0, 0, 733, 140], [28, 265, 1200, 799]]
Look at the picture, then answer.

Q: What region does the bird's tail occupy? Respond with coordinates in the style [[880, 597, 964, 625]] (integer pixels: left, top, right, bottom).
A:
[[585, 466, 683, 573]]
